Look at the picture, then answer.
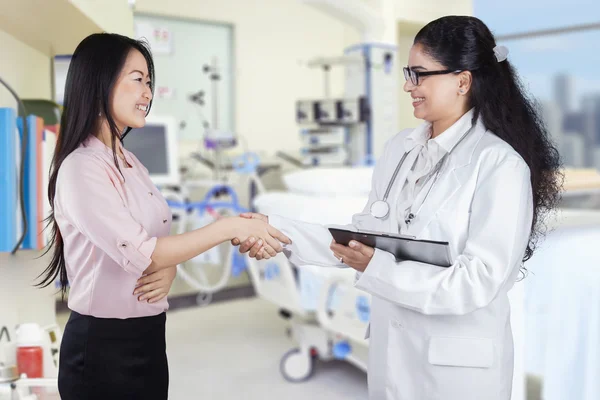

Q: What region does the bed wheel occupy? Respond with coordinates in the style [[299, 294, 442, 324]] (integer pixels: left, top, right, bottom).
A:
[[279, 348, 314, 382]]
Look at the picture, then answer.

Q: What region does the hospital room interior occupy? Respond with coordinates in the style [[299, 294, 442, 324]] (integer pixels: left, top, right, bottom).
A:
[[1, 0, 600, 398]]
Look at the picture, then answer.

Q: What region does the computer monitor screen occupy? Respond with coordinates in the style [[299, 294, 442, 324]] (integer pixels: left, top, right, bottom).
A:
[[122, 116, 180, 186]]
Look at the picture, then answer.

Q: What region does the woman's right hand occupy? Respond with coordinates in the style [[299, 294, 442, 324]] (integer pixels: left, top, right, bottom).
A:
[[229, 216, 291, 259]]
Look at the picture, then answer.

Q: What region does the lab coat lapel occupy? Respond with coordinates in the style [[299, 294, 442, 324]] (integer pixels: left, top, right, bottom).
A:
[[411, 123, 486, 237], [410, 167, 462, 236]]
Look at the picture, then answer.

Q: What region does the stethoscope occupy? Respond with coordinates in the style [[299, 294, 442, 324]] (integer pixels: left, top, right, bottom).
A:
[[370, 124, 476, 224]]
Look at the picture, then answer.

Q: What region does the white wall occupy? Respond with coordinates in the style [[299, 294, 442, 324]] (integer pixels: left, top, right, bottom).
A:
[[0, 0, 135, 110], [135, 0, 360, 155], [0, 29, 51, 109], [396, 22, 424, 131], [397, 0, 473, 25], [70, 0, 135, 37]]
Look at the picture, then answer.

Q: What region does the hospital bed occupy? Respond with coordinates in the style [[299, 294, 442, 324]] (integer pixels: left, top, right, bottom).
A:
[[245, 168, 374, 381], [246, 254, 369, 381], [524, 208, 600, 400], [246, 193, 372, 381]]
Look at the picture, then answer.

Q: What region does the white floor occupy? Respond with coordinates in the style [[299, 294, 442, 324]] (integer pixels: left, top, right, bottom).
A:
[[58, 297, 368, 400]]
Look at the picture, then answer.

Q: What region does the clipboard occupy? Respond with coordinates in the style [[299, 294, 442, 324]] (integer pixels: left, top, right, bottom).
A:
[[328, 227, 452, 267]]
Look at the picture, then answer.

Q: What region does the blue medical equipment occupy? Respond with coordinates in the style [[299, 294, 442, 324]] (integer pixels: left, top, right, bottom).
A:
[[263, 262, 281, 281], [167, 184, 247, 215], [332, 341, 352, 360], [355, 295, 370, 323], [167, 184, 249, 303]]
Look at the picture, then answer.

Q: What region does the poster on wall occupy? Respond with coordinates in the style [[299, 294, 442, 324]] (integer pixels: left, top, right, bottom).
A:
[[156, 86, 176, 99], [134, 21, 174, 55]]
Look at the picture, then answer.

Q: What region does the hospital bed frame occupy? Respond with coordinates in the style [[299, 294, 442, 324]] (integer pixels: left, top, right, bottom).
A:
[[245, 253, 370, 381]]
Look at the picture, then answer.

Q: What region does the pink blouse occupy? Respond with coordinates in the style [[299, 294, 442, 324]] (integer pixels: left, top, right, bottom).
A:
[[54, 135, 172, 319]]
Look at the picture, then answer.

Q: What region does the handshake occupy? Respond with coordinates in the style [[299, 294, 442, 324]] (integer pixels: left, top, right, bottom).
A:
[[230, 212, 291, 261]]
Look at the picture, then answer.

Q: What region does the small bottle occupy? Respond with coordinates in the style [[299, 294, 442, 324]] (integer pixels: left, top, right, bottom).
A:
[[16, 323, 44, 379]]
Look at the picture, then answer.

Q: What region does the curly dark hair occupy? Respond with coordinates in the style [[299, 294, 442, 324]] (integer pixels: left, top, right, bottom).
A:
[[414, 16, 564, 263]]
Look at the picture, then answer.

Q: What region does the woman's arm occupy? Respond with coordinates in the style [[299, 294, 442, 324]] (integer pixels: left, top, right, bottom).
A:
[[235, 213, 347, 267], [135, 217, 293, 301], [58, 155, 290, 278], [352, 157, 533, 315], [144, 217, 290, 274], [134, 266, 177, 303]]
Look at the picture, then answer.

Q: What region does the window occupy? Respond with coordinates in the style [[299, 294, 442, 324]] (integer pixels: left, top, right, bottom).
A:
[[476, 0, 600, 169]]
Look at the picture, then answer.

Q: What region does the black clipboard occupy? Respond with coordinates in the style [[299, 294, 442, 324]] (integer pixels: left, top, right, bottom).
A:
[[328, 227, 452, 267]]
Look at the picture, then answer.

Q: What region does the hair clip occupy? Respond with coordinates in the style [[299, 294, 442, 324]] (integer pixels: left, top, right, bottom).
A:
[[493, 45, 509, 62]]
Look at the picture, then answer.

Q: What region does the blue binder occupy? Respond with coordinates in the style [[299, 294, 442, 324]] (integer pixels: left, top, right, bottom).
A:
[[17, 115, 39, 250], [0, 108, 17, 252]]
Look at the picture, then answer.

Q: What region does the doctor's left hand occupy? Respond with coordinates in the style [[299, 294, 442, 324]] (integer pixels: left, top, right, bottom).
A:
[[134, 266, 177, 303], [330, 240, 374, 272]]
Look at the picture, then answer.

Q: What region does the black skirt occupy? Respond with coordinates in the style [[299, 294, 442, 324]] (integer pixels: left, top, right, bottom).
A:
[[58, 310, 169, 400]]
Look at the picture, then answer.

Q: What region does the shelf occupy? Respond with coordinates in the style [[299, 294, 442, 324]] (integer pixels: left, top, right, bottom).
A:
[[0, 0, 133, 56], [563, 168, 600, 191]]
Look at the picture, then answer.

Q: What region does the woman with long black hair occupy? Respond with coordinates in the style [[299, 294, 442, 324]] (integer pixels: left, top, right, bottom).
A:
[[37, 33, 290, 400]]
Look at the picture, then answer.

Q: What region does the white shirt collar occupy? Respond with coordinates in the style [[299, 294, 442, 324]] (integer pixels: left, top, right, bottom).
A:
[[403, 108, 475, 154], [433, 108, 475, 153]]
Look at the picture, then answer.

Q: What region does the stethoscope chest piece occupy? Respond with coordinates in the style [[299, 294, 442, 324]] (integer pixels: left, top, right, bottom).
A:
[[370, 200, 390, 219]]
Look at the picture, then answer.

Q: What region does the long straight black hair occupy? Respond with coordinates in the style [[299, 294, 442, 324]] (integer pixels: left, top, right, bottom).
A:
[[37, 33, 155, 298], [414, 16, 563, 262]]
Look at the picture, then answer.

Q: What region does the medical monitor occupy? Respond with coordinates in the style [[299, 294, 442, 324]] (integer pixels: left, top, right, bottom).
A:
[[122, 115, 180, 186]]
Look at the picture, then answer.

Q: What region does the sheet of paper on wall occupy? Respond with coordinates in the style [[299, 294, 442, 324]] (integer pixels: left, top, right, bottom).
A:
[[156, 86, 176, 100], [134, 21, 174, 55]]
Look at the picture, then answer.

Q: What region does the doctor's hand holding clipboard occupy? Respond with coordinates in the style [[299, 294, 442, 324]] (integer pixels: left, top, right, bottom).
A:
[[232, 15, 563, 400]]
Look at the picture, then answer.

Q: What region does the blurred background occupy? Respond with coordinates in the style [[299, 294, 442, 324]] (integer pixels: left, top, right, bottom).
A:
[[1, 0, 599, 399]]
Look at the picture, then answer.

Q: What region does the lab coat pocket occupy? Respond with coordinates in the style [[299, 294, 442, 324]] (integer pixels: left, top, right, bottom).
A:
[[428, 336, 493, 368], [426, 336, 499, 400]]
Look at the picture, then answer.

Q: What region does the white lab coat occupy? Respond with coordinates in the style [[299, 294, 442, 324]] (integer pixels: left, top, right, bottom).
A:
[[269, 112, 534, 400]]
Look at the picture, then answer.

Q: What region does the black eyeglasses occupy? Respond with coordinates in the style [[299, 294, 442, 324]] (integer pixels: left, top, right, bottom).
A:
[[403, 67, 461, 86]]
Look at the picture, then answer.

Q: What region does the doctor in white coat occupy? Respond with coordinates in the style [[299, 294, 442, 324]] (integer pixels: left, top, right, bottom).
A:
[[234, 16, 562, 400]]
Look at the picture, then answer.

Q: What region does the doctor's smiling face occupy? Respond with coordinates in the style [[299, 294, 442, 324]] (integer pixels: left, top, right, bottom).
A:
[[403, 43, 472, 135]]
